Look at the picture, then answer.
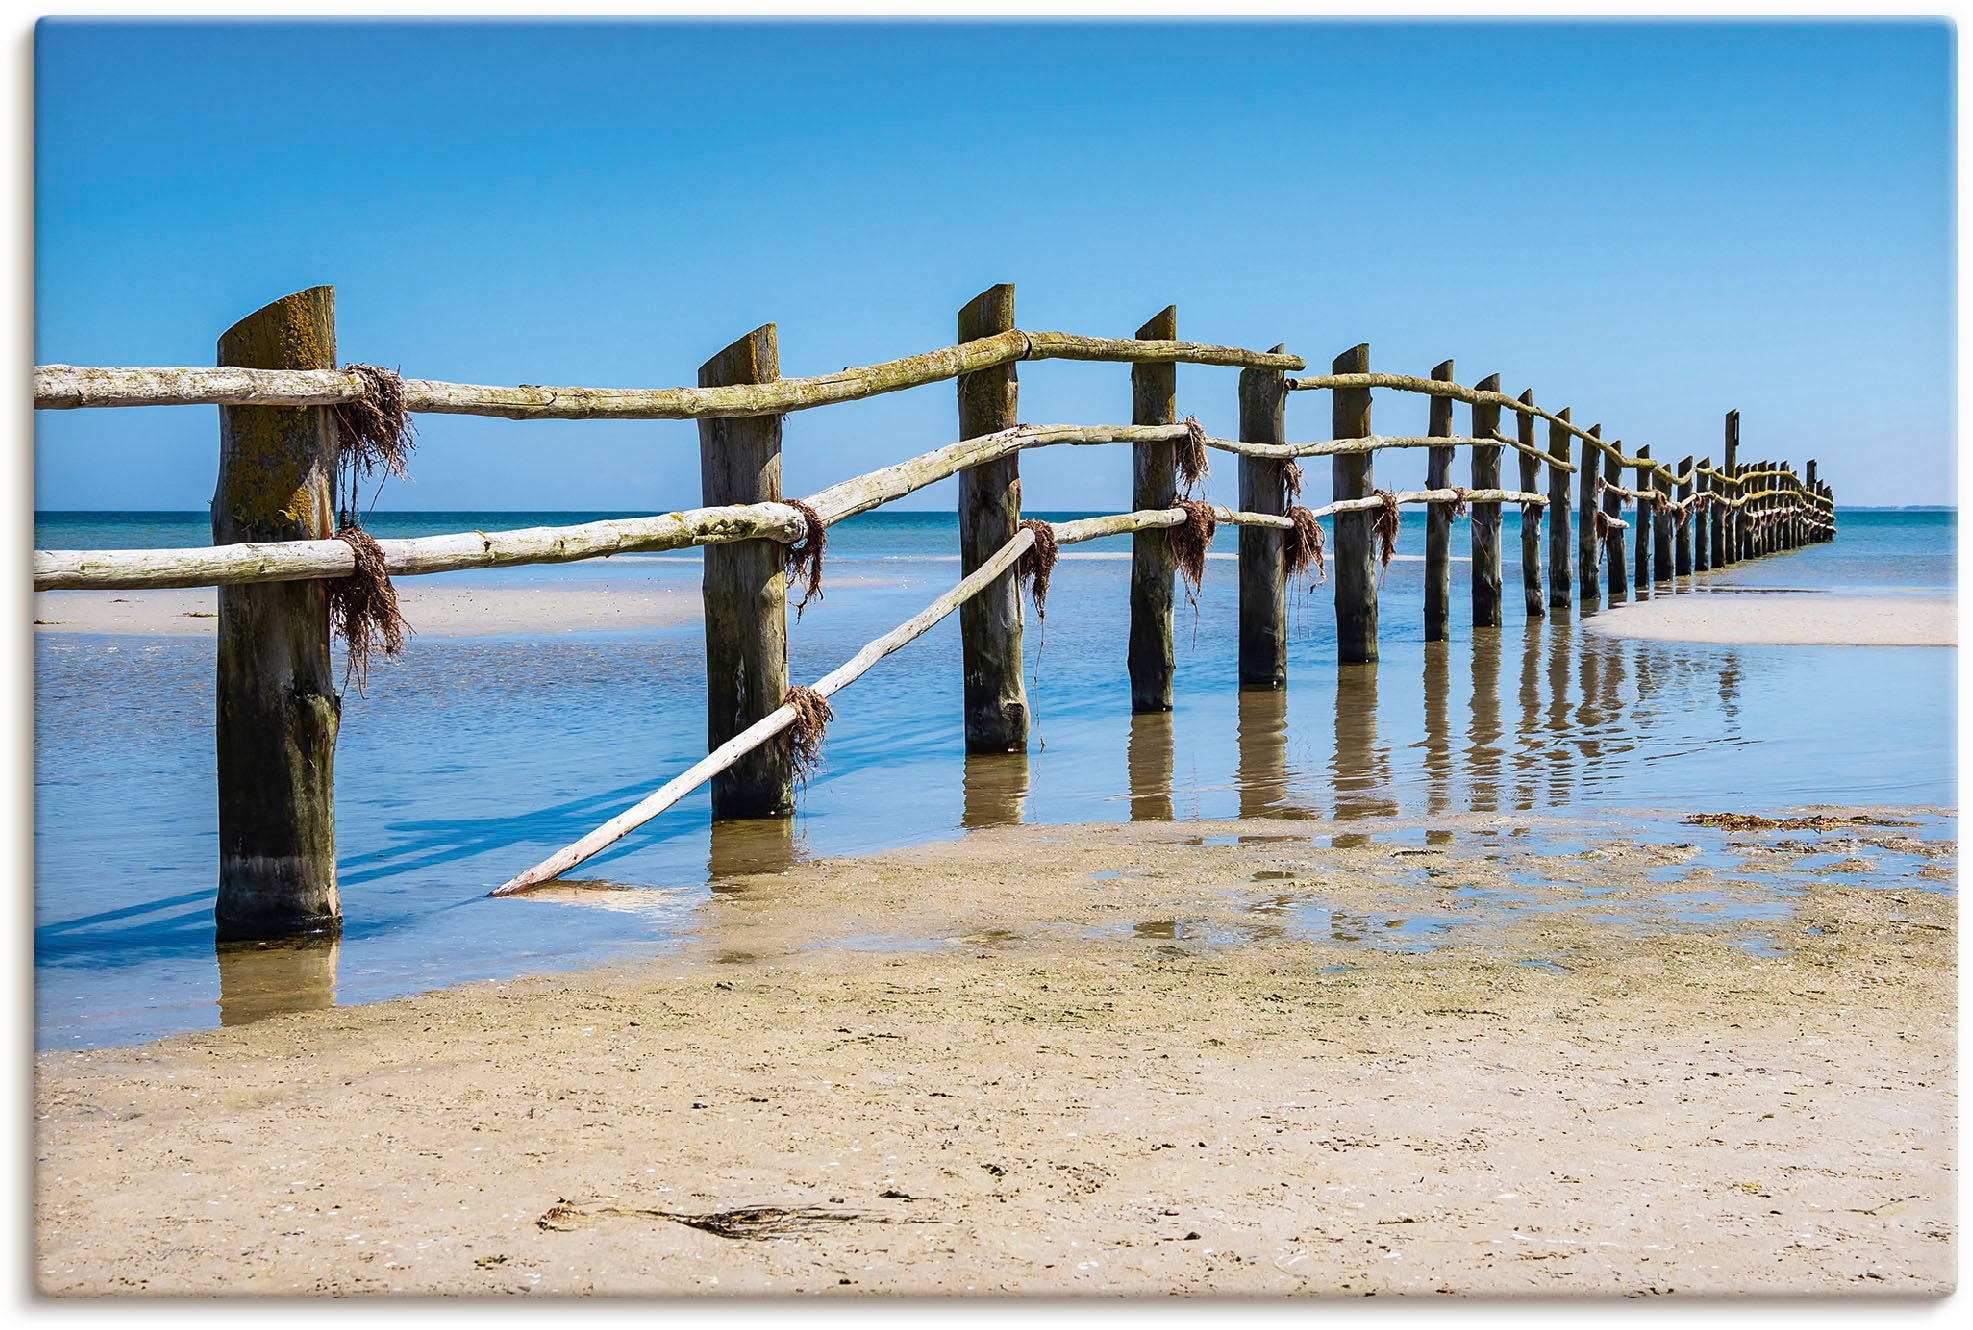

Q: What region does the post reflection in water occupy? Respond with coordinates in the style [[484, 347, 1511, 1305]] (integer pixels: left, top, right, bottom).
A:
[[1128, 710, 1175, 822], [1421, 643, 1453, 818], [1235, 686, 1309, 819], [215, 936, 339, 1026], [1512, 618, 1544, 811], [707, 816, 802, 890], [1466, 628, 1503, 813], [962, 750, 1030, 828], [1544, 618, 1576, 806], [1331, 662, 1396, 839]]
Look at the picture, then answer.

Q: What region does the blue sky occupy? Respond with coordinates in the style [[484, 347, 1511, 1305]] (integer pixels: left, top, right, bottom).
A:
[[34, 18, 1954, 511]]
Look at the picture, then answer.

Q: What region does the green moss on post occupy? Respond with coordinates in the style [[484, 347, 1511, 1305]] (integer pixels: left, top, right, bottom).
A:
[[213, 287, 341, 942]]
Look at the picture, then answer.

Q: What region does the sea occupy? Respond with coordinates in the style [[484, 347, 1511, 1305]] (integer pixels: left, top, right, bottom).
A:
[[32, 508, 1956, 1048]]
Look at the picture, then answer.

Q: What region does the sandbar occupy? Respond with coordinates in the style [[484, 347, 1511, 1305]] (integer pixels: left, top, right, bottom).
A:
[[1584, 590, 1954, 647]]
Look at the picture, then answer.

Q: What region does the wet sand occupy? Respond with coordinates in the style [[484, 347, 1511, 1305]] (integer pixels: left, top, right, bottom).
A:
[[34, 812, 1955, 1296], [1585, 590, 1955, 647]]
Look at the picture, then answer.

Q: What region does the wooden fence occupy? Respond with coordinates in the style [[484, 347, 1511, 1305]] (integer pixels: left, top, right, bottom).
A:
[[33, 285, 1837, 938]]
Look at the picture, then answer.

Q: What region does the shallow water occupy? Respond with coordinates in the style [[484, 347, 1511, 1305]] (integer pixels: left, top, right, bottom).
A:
[[33, 509, 1956, 1047]]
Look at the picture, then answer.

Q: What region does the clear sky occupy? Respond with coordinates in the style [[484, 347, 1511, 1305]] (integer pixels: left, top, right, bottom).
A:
[[33, 18, 1954, 511]]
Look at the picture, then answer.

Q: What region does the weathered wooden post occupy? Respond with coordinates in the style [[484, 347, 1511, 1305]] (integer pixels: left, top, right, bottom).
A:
[[1129, 306, 1178, 712], [1806, 460, 1820, 544], [1753, 461, 1768, 557], [1602, 442, 1629, 602], [1673, 457, 1693, 576], [1694, 458, 1711, 572], [1546, 408, 1573, 611], [1631, 441, 1653, 590], [700, 324, 794, 816], [1576, 414, 1601, 614], [1723, 411, 1741, 563], [1424, 360, 1455, 641], [213, 288, 343, 941], [956, 285, 1030, 751], [1332, 344, 1377, 664], [1517, 390, 1544, 618], [1470, 373, 1503, 628], [1717, 414, 1737, 565], [1653, 461, 1675, 583], [1239, 344, 1290, 686]]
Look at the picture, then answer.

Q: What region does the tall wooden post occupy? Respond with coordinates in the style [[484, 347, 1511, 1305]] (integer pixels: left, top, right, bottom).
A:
[[1722, 411, 1740, 564], [1631, 442, 1652, 590], [1332, 343, 1377, 665], [1424, 360, 1455, 642], [1238, 345, 1289, 686], [956, 285, 1030, 751], [1546, 408, 1573, 610], [1602, 443, 1628, 602], [1516, 390, 1544, 618], [1753, 462, 1767, 557], [213, 286, 342, 942], [1673, 457, 1693, 576], [1575, 416, 1601, 614], [1694, 458, 1712, 571], [1129, 305, 1178, 712], [1806, 460, 1819, 544], [1653, 460, 1675, 582], [700, 324, 793, 817], [1470, 373, 1503, 628]]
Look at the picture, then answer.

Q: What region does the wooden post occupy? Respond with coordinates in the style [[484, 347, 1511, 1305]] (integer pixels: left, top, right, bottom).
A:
[[213, 286, 342, 942], [1694, 457, 1712, 572], [1239, 344, 1290, 686], [1470, 372, 1503, 629], [1602, 442, 1629, 602], [700, 324, 793, 817], [1575, 414, 1601, 614], [1631, 441, 1652, 590], [1654, 460, 1675, 582], [1752, 461, 1767, 557], [1424, 360, 1455, 642], [1806, 460, 1819, 544], [1723, 411, 1741, 563], [1673, 457, 1693, 576], [1332, 343, 1377, 665], [1516, 390, 1544, 619], [1546, 408, 1573, 610], [956, 285, 1029, 751], [1129, 305, 1178, 712]]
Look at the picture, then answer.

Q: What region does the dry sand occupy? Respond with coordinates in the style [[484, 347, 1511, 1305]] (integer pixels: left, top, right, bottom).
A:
[[1584, 590, 1955, 647], [34, 812, 1955, 1297]]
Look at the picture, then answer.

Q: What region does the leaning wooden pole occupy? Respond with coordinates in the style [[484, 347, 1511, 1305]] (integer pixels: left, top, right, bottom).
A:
[[1547, 407, 1573, 611], [1516, 390, 1545, 619], [1332, 343, 1377, 664], [1470, 373, 1503, 629], [1424, 359, 1455, 642], [1238, 344, 1290, 687], [956, 284, 1029, 751], [1574, 410, 1600, 615], [1602, 441, 1629, 602], [1631, 441, 1653, 590], [212, 287, 341, 942], [699, 324, 793, 818], [1129, 305, 1179, 712]]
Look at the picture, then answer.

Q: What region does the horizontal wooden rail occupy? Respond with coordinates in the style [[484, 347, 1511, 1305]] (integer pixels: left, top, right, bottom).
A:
[[34, 332, 1302, 421], [1206, 431, 1574, 474]]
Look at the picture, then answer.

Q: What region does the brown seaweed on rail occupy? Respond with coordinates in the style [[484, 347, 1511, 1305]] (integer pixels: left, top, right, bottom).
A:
[[1372, 489, 1401, 569], [1015, 518, 1059, 623], [1281, 458, 1304, 505], [331, 364, 417, 516], [782, 498, 826, 619], [783, 685, 834, 788], [1445, 486, 1471, 521], [327, 521, 410, 695], [1283, 504, 1326, 587], [1168, 497, 1218, 610], [1177, 416, 1210, 493]]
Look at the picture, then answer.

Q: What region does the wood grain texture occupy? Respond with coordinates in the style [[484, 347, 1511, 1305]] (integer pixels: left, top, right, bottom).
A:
[[212, 286, 341, 942], [1424, 360, 1455, 643], [1129, 306, 1178, 713], [1332, 344, 1377, 664], [699, 324, 793, 818], [1238, 345, 1289, 687], [1603, 444, 1629, 603], [1469, 373, 1503, 629], [1674, 455, 1694, 576], [956, 285, 1029, 752], [1546, 409, 1573, 610], [1577, 422, 1602, 615], [1632, 443, 1654, 590], [1517, 389, 1545, 619]]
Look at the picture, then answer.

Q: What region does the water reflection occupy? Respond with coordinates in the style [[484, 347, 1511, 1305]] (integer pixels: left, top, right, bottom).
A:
[[1466, 628, 1503, 813], [1332, 663, 1397, 835], [962, 751, 1030, 827], [215, 936, 339, 1026], [1421, 643, 1452, 816], [1235, 687, 1311, 818], [1128, 710, 1175, 822], [707, 817, 803, 887]]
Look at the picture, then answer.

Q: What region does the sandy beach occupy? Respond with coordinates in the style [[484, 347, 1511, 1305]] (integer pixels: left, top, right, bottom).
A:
[[1584, 590, 1955, 647], [34, 811, 1955, 1296]]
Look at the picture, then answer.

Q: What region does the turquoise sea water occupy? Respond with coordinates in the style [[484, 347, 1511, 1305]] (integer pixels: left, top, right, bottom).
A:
[[33, 508, 1955, 1047]]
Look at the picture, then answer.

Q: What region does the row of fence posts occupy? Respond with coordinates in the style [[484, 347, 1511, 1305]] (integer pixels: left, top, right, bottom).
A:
[[195, 285, 1829, 941]]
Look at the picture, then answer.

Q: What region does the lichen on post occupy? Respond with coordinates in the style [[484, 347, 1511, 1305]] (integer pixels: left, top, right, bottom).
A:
[[956, 285, 1029, 751], [699, 324, 793, 817], [212, 287, 342, 942], [1238, 344, 1290, 687], [1129, 306, 1179, 712]]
